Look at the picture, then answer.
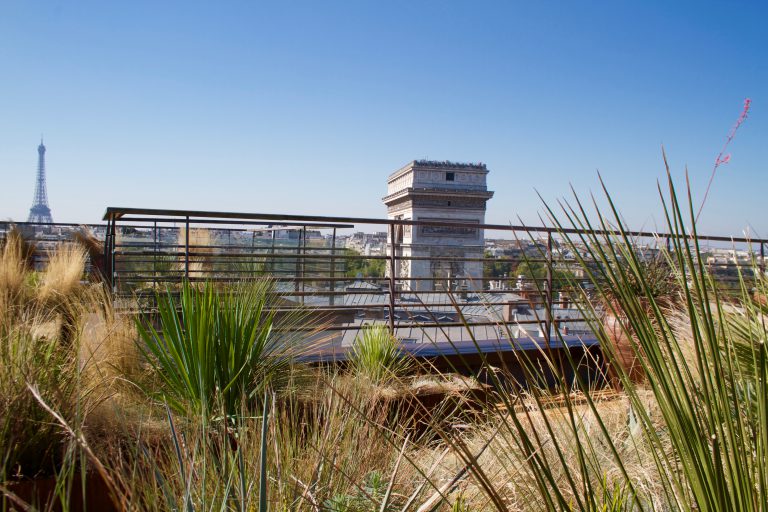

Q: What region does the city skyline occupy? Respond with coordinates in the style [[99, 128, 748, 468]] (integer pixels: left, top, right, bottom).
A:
[[1, 1, 766, 237]]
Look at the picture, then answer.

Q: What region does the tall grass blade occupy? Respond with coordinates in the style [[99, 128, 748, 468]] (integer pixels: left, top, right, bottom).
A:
[[259, 391, 270, 512]]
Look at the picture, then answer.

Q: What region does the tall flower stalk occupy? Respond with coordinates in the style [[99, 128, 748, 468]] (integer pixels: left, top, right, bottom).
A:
[[696, 97, 751, 221]]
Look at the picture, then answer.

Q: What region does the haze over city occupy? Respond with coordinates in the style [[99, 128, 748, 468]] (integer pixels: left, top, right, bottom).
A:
[[1, 1, 765, 235]]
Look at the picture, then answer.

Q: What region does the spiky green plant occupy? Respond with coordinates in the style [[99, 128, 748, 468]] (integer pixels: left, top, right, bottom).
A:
[[349, 325, 413, 383], [540, 170, 768, 511], [429, 163, 768, 510], [136, 278, 307, 418]]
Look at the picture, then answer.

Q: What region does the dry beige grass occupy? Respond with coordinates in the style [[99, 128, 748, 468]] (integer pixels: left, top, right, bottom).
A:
[[402, 388, 669, 511], [0, 240, 142, 483], [0, 291, 79, 482], [0, 230, 27, 303], [97, 370, 414, 510], [37, 243, 87, 303], [72, 226, 102, 259], [66, 283, 162, 448], [361, 373, 484, 401], [77, 286, 140, 383]]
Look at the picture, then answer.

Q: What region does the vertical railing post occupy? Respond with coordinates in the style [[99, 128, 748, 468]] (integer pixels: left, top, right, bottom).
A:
[[153, 221, 158, 289], [104, 217, 114, 293], [294, 229, 302, 303], [388, 221, 397, 334], [301, 226, 307, 305], [110, 218, 117, 293], [269, 230, 275, 274], [545, 232, 554, 343], [249, 230, 256, 280], [329, 228, 337, 307], [184, 216, 190, 280], [103, 218, 110, 291], [761, 242, 765, 277]]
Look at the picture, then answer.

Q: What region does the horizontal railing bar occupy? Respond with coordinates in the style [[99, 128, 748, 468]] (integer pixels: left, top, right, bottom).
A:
[[107, 217, 353, 228], [113, 251, 566, 264], [115, 304, 580, 327], [103, 207, 768, 244], [115, 290, 568, 306], [299, 318, 586, 331], [114, 244, 342, 251], [113, 250, 765, 265], [111, 274, 585, 285], [112, 275, 586, 287], [112, 269, 756, 281], [112, 272, 760, 285]]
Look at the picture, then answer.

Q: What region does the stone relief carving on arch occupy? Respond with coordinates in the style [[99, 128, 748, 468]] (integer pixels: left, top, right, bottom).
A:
[[399, 259, 410, 279]]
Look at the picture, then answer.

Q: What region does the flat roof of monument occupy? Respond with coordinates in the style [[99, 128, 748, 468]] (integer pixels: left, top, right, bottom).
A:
[[388, 159, 489, 181], [411, 160, 487, 169]]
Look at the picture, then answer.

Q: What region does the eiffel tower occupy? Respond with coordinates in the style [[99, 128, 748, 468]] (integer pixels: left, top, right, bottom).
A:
[[27, 138, 53, 224]]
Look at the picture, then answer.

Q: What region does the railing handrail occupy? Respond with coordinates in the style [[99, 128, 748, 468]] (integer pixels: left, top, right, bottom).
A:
[[6, 212, 765, 246], [102, 206, 768, 245], [7, 212, 765, 348]]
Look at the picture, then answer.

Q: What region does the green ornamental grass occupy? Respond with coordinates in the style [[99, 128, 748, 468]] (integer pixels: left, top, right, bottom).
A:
[[136, 279, 300, 418], [349, 325, 413, 383]]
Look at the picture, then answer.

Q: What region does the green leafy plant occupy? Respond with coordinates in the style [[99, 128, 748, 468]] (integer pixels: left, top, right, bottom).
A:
[[136, 279, 304, 417], [349, 325, 413, 383], [457, 165, 768, 510], [322, 471, 393, 512], [407, 147, 768, 509], [451, 493, 470, 512], [613, 254, 678, 305]]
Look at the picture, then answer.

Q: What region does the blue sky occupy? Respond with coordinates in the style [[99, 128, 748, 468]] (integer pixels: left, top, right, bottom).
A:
[[1, 1, 765, 236]]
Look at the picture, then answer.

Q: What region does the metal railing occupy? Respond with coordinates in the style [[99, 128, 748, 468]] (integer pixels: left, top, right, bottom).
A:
[[89, 207, 768, 347], [4, 213, 765, 348]]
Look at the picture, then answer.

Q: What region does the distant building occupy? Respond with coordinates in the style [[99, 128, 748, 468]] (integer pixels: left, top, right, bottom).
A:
[[28, 139, 54, 224], [248, 226, 321, 241], [382, 160, 494, 291]]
